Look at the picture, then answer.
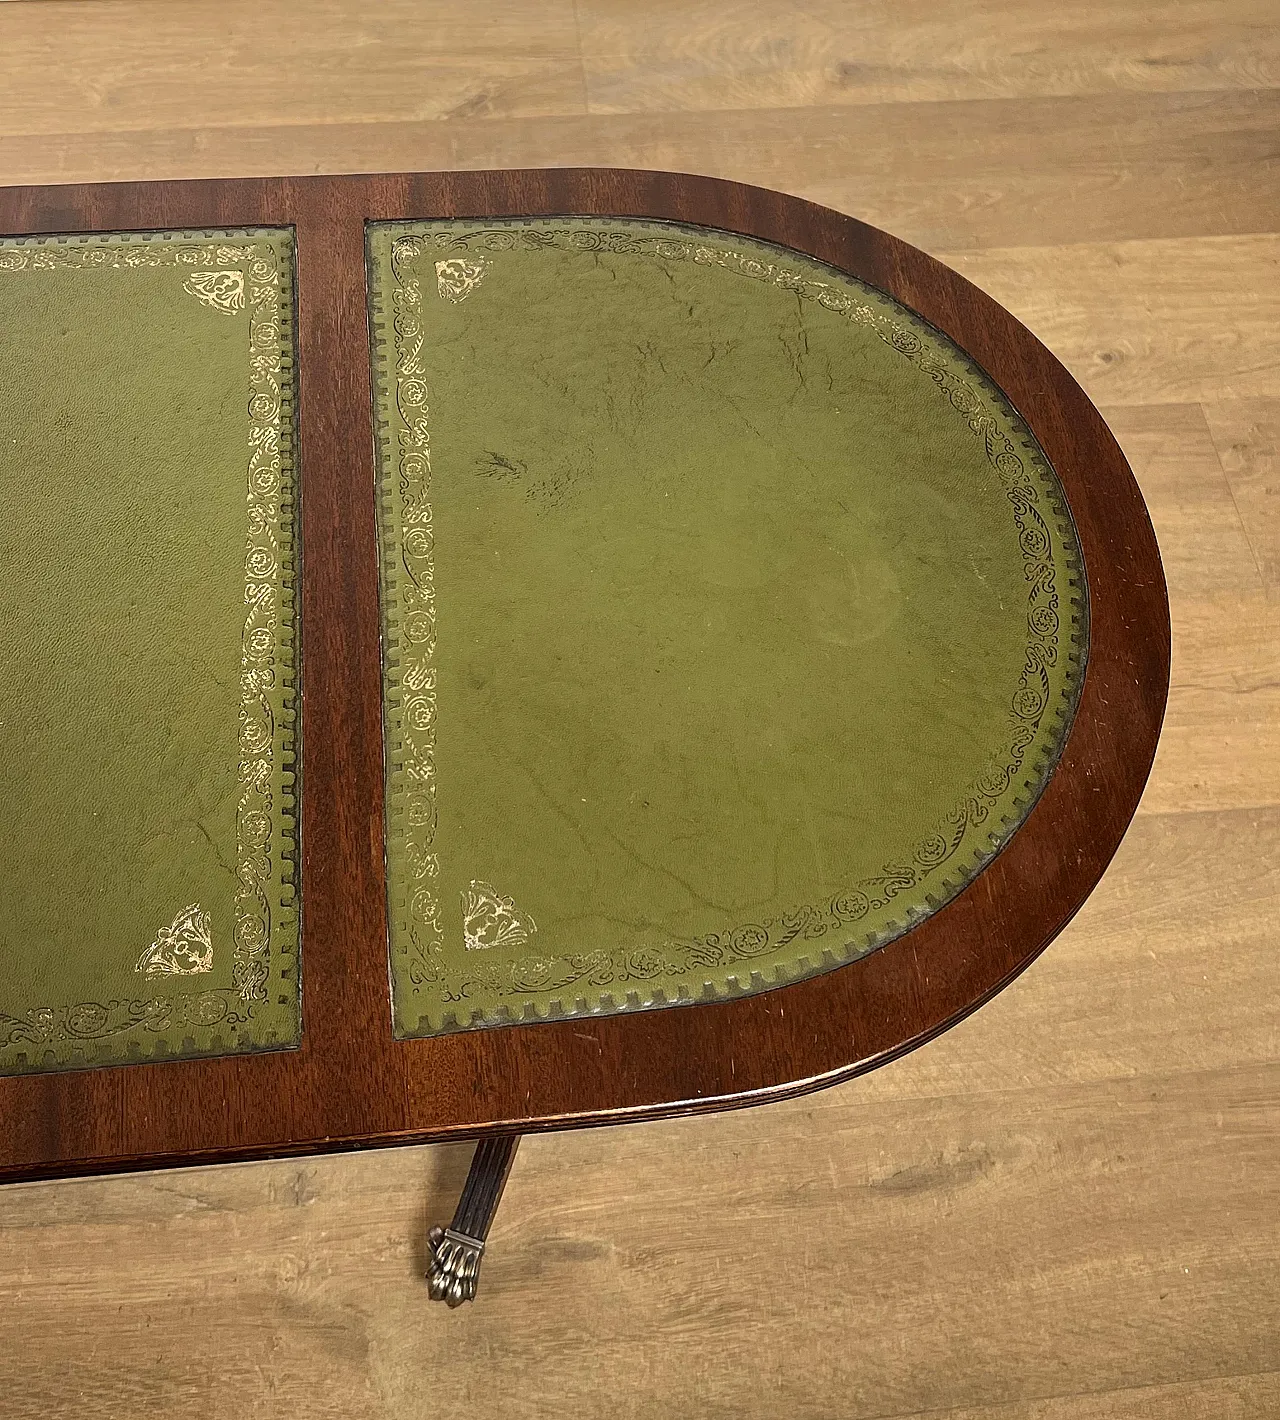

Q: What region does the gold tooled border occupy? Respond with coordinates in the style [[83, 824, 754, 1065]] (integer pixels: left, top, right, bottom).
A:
[[370, 217, 1088, 1033], [0, 229, 299, 1071], [371, 233, 447, 999]]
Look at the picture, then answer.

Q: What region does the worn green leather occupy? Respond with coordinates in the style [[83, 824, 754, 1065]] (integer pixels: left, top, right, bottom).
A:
[[369, 218, 1088, 1038], [0, 229, 299, 1074]]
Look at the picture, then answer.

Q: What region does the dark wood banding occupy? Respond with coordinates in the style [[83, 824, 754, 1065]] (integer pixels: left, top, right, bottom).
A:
[[0, 171, 1169, 1183]]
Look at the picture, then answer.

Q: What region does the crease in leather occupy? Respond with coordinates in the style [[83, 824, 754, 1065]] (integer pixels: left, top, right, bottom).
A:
[[368, 217, 1089, 1038], [0, 227, 300, 1075]]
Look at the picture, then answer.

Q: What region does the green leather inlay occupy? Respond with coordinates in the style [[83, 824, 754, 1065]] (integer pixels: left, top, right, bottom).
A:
[[0, 228, 300, 1074], [367, 218, 1087, 1037]]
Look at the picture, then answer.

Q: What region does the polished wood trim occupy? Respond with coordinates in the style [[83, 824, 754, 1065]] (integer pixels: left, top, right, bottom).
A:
[[0, 170, 1169, 1183]]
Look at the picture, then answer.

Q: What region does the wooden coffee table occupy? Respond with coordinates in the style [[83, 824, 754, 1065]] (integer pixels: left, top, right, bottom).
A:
[[0, 170, 1169, 1306]]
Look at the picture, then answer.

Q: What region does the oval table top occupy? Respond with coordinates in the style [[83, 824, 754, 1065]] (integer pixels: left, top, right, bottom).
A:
[[0, 169, 1168, 1183]]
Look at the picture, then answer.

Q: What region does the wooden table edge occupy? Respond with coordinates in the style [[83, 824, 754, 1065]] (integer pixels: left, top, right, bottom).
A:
[[0, 169, 1170, 1183]]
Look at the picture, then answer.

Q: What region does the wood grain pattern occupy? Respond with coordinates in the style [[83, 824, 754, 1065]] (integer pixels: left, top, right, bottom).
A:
[[0, 0, 585, 135], [939, 234, 1280, 406], [0, 2, 1275, 1416], [1096, 405, 1280, 814], [577, 0, 1280, 111], [1103, 403, 1262, 599], [2, 90, 1277, 260], [2, 1064, 1277, 1419], [1203, 398, 1280, 590], [3, 4, 1277, 260]]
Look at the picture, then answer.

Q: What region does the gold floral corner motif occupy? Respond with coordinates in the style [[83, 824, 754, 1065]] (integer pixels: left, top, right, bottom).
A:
[[183, 269, 245, 314], [462, 882, 537, 952], [136, 904, 214, 977], [435, 256, 486, 303]]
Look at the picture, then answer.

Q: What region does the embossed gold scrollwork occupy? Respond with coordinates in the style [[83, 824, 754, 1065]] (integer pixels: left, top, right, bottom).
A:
[[386, 236, 446, 980], [136, 903, 215, 977], [0, 992, 248, 1053], [0, 228, 297, 1062], [231, 246, 288, 1005], [435, 256, 486, 303], [462, 881, 537, 952], [378, 221, 1086, 1015], [183, 270, 245, 314]]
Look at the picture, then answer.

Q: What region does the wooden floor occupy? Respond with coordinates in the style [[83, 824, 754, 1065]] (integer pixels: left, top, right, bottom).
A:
[[1, 2, 1277, 1415]]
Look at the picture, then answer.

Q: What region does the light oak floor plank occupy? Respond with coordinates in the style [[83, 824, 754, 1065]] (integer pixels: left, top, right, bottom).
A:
[[939, 234, 1280, 407], [2, 90, 1278, 257], [0, 0, 587, 138], [2, 1064, 1276, 1419], [1203, 398, 1280, 593], [0, 2, 1277, 1416], [577, 0, 1280, 112], [1104, 402, 1262, 601], [881, 1371, 1280, 1420]]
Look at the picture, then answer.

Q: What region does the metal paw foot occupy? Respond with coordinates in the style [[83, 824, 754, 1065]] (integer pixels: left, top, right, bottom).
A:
[[426, 1134, 521, 1306], [427, 1225, 486, 1308]]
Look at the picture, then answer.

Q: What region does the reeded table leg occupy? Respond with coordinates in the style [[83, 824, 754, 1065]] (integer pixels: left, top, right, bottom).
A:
[[427, 1133, 522, 1306]]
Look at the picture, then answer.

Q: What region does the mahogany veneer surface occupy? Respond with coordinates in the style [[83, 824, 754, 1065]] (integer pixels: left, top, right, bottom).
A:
[[0, 169, 1169, 1183]]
